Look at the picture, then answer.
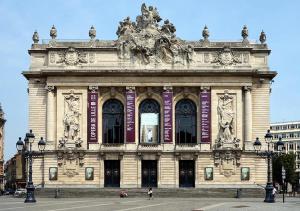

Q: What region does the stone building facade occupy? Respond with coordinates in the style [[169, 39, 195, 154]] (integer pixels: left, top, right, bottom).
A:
[[23, 4, 276, 188], [0, 104, 6, 191]]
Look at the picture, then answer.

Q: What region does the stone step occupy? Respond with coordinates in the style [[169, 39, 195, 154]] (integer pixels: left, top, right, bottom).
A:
[[35, 188, 265, 198]]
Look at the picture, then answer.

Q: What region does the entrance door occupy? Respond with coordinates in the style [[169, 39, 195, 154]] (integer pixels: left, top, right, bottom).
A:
[[104, 160, 120, 187], [179, 160, 195, 188], [142, 160, 157, 187]]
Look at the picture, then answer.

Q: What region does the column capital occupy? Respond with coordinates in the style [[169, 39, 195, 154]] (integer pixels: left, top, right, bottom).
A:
[[163, 86, 173, 92], [88, 86, 98, 93], [126, 86, 135, 92], [45, 85, 55, 92], [243, 86, 252, 92], [200, 86, 211, 92]]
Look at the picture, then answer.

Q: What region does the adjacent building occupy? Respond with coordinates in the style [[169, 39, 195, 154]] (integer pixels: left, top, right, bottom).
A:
[[270, 121, 300, 179], [0, 104, 6, 192], [23, 4, 276, 188]]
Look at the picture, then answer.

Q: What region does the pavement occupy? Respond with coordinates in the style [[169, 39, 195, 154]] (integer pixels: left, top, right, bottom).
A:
[[0, 196, 299, 211]]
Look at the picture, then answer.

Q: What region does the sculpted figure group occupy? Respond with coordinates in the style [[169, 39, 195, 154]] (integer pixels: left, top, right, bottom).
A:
[[116, 3, 193, 65]]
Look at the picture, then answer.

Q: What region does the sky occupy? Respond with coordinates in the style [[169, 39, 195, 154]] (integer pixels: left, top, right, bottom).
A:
[[0, 0, 299, 160]]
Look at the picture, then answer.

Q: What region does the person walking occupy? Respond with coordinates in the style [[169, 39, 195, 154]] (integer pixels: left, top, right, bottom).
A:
[[148, 187, 153, 200]]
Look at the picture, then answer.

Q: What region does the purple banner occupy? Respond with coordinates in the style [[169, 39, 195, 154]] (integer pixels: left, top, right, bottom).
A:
[[163, 90, 173, 143], [88, 92, 98, 143], [200, 90, 211, 143], [126, 89, 135, 143]]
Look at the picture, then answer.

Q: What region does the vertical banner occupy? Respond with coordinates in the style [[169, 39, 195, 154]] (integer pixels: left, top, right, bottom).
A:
[[88, 91, 98, 143], [126, 88, 135, 143], [200, 89, 211, 143], [163, 87, 173, 143]]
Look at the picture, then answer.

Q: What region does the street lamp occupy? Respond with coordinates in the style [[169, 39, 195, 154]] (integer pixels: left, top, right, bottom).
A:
[[16, 130, 46, 203], [253, 130, 283, 203]]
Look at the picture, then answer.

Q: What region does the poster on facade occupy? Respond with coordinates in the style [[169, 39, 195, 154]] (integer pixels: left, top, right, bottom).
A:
[[87, 92, 98, 143], [163, 91, 173, 143], [126, 90, 135, 143], [200, 90, 211, 143], [140, 113, 159, 143]]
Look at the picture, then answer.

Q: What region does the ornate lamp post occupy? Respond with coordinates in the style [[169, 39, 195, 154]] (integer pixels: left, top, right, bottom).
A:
[[253, 130, 284, 203], [16, 130, 46, 203]]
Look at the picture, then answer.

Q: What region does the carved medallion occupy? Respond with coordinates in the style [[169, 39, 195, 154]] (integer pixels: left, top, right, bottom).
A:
[[57, 47, 88, 66], [212, 46, 241, 66]]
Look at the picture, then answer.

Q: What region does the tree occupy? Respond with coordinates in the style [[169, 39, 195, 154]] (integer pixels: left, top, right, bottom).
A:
[[273, 153, 298, 187]]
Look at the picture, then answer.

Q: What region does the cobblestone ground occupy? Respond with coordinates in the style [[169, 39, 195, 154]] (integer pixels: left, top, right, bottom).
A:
[[0, 196, 299, 211]]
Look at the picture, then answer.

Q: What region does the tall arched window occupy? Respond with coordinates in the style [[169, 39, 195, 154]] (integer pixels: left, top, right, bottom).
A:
[[175, 99, 197, 144], [102, 99, 124, 144], [139, 99, 160, 144]]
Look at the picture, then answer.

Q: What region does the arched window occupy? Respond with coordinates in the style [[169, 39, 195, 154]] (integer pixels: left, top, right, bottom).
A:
[[102, 99, 124, 144], [175, 99, 197, 144], [139, 99, 160, 144]]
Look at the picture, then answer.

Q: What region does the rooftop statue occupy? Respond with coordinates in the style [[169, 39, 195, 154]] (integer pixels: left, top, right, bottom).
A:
[[116, 3, 193, 65]]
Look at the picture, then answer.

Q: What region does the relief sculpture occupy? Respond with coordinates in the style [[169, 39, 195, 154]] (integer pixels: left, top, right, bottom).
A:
[[63, 90, 81, 141], [216, 90, 240, 149], [116, 3, 193, 65]]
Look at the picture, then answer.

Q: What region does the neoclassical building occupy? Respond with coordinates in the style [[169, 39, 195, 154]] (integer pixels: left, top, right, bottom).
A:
[[23, 4, 276, 188]]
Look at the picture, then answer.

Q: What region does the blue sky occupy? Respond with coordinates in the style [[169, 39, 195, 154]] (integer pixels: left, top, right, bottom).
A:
[[0, 0, 299, 160]]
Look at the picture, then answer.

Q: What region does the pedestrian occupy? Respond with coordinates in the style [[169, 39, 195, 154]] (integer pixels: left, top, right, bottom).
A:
[[148, 187, 153, 200], [272, 187, 277, 200]]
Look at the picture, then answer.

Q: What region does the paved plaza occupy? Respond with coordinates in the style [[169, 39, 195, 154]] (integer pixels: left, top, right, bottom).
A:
[[0, 196, 299, 211]]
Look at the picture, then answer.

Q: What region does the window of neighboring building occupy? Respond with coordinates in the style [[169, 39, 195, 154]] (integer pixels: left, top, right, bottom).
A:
[[290, 133, 294, 138], [175, 99, 197, 144], [276, 126, 280, 130], [282, 125, 287, 130], [274, 134, 278, 139], [139, 99, 160, 144], [102, 99, 124, 144], [282, 133, 286, 138], [289, 143, 294, 150]]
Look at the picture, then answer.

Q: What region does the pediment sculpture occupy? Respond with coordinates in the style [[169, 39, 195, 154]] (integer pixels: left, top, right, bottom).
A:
[[116, 3, 194, 65]]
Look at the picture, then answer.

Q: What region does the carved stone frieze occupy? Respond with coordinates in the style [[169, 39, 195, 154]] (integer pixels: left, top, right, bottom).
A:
[[116, 3, 194, 65], [211, 46, 241, 66], [56, 47, 88, 66]]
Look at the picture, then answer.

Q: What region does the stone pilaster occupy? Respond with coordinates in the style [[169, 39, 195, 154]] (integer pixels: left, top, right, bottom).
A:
[[244, 86, 252, 150], [46, 85, 56, 150]]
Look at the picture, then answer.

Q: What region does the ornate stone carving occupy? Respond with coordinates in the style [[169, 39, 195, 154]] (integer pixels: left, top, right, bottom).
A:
[[57, 47, 88, 66], [88, 86, 98, 93], [49, 53, 56, 63], [259, 30, 266, 44], [45, 85, 55, 92], [89, 53, 95, 63], [63, 90, 81, 141], [32, 31, 39, 44], [215, 90, 240, 149], [213, 149, 241, 177], [241, 25, 249, 43], [116, 3, 194, 65], [57, 147, 85, 177], [50, 25, 57, 39], [211, 47, 241, 66], [89, 25, 96, 40]]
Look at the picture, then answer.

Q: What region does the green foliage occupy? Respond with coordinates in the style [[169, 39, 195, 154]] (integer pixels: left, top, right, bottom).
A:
[[272, 153, 298, 185]]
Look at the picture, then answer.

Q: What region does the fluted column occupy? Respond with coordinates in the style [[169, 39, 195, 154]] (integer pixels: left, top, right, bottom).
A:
[[244, 86, 252, 150], [46, 85, 56, 149]]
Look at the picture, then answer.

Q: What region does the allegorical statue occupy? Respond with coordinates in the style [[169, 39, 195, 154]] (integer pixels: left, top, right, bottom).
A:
[[217, 90, 234, 143], [64, 92, 80, 140]]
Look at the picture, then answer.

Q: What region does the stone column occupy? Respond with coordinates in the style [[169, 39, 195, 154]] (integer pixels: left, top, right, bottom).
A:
[[46, 85, 56, 149], [244, 86, 252, 150]]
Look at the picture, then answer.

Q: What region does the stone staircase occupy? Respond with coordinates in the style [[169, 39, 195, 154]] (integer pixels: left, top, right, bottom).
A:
[[35, 187, 265, 198]]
